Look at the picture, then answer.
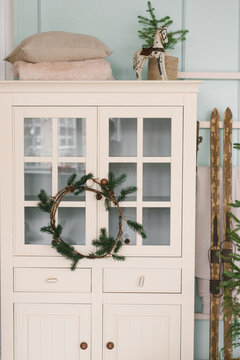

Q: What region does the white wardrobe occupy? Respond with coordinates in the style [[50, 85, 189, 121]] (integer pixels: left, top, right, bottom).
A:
[[0, 80, 200, 360]]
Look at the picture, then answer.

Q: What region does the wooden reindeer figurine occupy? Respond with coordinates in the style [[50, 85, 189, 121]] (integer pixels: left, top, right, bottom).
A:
[[133, 27, 168, 80]]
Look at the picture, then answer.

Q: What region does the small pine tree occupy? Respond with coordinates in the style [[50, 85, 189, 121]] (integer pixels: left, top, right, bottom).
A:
[[138, 1, 188, 50]]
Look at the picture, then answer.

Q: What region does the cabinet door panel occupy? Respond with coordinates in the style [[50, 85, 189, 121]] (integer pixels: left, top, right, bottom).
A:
[[99, 107, 182, 256], [103, 304, 181, 360], [14, 107, 97, 256], [15, 304, 91, 360]]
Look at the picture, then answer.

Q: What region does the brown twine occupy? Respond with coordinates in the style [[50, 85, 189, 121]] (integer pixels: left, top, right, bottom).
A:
[[50, 178, 123, 259]]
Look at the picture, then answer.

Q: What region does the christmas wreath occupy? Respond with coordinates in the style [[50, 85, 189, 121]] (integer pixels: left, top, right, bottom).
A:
[[38, 172, 146, 270]]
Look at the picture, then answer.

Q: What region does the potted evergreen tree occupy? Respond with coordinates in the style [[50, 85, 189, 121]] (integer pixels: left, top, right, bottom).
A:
[[137, 1, 188, 80]]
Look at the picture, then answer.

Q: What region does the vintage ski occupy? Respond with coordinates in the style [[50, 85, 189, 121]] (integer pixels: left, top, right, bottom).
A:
[[209, 108, 221, 360], [223, 107, 233, 360]]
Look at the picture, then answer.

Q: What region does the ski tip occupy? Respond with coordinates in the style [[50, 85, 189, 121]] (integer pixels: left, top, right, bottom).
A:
[[224, 107, 232, 119], [211, 108, 219, 119]]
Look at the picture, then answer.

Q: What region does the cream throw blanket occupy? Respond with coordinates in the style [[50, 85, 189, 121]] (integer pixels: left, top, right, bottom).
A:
[[12, 59, 114, 80]]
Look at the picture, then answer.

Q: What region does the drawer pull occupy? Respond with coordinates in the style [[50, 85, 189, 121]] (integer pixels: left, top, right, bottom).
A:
[[139, 276, 145, 287], [106, 342, 114, 350], [80, 342, 88, 350], [46, 278, 58, 283]]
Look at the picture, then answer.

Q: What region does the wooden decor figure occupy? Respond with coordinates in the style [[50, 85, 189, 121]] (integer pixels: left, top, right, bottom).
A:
[[133, 26, 168, 80]]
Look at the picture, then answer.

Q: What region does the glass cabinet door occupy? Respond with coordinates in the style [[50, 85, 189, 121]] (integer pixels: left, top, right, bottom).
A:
[[14, 107, 97, 255], [99, 107, 182, 257]]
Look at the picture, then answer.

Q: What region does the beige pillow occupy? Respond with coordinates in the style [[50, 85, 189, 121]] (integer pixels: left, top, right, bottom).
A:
[[5, 31, 112, 63]]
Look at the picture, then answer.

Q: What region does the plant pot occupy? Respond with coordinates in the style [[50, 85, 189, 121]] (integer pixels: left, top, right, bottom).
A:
[[148, 55, 179, 80]]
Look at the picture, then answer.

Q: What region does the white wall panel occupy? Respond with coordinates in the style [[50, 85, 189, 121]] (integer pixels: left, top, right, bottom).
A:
[[185, 0, 239, 71], [14, 0, 39, 46], [35, 0, 183, 79]]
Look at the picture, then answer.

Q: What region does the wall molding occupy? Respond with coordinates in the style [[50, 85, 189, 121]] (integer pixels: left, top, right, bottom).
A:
[[178, 72, 240, 79], [0, 0, 13, 80]]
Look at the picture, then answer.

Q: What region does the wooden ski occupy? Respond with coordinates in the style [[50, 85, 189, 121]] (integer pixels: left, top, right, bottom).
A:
[[223, 107, 233, 360], [210, 108, 221, 360]]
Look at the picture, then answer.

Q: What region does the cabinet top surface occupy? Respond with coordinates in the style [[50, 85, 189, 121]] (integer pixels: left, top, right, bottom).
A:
[[0, 80, 201, 93]]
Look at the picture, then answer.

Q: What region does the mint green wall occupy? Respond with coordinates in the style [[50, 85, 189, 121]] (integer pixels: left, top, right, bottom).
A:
[[13, 0, 240, 358]]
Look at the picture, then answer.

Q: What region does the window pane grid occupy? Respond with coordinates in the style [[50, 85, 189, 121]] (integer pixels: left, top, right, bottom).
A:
[[23, 116, 87, 246]]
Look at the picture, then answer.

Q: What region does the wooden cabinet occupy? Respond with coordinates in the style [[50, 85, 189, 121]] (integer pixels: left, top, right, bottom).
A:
[[15, 304, 91, 360], [103, 305, 181, 360], [0, 81, 200, 360]]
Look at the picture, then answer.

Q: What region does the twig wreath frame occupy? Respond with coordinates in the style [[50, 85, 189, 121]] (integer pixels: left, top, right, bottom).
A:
[[38, 172, 146, 270]]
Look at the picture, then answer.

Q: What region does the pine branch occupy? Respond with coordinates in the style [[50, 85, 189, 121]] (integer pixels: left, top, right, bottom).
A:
[[112, 254, 125, 261], [107, 172, 127, 191], [113, 240, 123, 253], [137, 1, 188, 50], [229, 200, 240, 208], [234, 143, 240, 150], [54, 224, 62, 239], [117, 186, 137, 202], [67, 173, 77, 186], [40, 225, 53, 235], [127, 220, 146, 239], [74, 173, 93, 188], [92, 228, 115, 256], [38, 190, 54, 213], [104, 198, 111, 211], [52, 241, 84, 271]]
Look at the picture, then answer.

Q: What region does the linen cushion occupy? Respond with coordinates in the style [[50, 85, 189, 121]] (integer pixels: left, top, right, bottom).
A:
[[12, 59, 114, 81], [5, 31, 112, 64]]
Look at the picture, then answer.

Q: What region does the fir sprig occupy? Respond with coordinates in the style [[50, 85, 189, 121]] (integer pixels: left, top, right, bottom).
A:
[[138, 1, 188, 50], [38, 190, 54, 213], [127, 220, 147, 239], [117, 186, 137, 202]]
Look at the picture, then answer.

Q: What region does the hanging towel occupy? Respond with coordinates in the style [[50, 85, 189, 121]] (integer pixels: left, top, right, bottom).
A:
[[196, 166, 240, 314]]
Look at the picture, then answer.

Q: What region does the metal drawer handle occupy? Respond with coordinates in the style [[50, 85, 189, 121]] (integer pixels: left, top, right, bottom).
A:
[[46, 278, 58, 283], [139, 276, 145, 287]]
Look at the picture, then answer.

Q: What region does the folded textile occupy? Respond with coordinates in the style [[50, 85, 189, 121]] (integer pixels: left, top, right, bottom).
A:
[[13, 59, 114, 81]]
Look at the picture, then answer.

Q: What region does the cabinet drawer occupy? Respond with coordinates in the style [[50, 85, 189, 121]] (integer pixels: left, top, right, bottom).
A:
[[103, 268, 181, 293], [14, 268, 91, 292]]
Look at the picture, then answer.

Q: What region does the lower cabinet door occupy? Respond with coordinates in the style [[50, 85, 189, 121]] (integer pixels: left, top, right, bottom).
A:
[[103, 304, 181, 360], [14, 303, 91, 360]]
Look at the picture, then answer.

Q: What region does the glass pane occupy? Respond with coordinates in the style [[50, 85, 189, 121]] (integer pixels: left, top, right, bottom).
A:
[[58, 163, 85, 201], [143, 118, 171, 157], [25, 207, 51, 244], [109, 163, 137, 201], [109, 118, 137, 156], [143, 163, 171, 201], [58, 208, 85, 245], [24, 118, 52, 156], [142, 208, 170, 245], [58, 118, 85, 157], [109, 207, 136, 245], [25, 163, 52, 201]]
